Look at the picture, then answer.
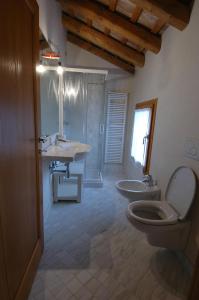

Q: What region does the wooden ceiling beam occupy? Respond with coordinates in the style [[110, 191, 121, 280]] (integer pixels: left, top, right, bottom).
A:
[[121, 38, 128, 44], [60, 0, 161, 54], [67, 33, 135, 74], [39, 29, 51, 50], [131, 6, 142, 23], [129, 0, 190, 30], [86, 18, 92, 27], [152, 17, 167, 33], [104, 28, 111, 35], [40, 39, 50, 50], [109, 0, 118, 11], [63, 15, 145, 67]]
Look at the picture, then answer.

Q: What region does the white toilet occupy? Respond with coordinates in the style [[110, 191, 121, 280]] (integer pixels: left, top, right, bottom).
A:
[[127, 166, 197, 250]]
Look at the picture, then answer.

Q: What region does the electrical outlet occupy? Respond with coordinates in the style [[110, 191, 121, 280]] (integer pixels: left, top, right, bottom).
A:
[[184, 137, 199, 161]]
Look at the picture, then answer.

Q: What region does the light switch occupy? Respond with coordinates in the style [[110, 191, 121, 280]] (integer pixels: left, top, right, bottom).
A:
[[184, 137, 199, 161]]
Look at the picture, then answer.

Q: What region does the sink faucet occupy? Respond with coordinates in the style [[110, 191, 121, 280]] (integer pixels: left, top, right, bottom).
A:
[[55, 134, 68, 145], [143, 174, 154, 187]]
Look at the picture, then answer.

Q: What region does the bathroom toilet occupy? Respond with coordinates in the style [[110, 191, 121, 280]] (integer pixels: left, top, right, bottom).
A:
[[127, 166, 197, 250]]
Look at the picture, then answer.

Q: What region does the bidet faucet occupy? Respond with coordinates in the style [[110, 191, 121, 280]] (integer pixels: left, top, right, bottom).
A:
[[143, 174, 154, 187]]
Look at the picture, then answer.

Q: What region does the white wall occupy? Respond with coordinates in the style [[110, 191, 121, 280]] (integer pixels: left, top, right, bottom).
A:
[[107, 0, 199, 265], [67, 42, 130, 81], [67, 42, 118, 69], [37, 0, 67, 65]]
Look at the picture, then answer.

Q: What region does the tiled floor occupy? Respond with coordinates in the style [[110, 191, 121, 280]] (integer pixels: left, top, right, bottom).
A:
[[29, 174, 191, 300]]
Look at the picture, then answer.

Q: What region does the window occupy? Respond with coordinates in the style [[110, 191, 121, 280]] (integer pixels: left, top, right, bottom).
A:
[[131, 99, 157, 174]]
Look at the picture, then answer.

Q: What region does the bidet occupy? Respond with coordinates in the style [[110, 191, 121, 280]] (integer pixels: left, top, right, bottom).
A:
[[115, 179, 160, 201]]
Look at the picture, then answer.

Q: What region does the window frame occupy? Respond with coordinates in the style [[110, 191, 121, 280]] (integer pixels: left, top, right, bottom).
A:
[[131, 98, 157, 175]]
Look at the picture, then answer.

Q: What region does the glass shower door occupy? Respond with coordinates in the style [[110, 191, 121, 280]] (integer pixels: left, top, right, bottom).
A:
[[63, 72, 105, 187], [40, 70, 59, 136], [84, 75, 105, 186], [63, 72, 87, 143]]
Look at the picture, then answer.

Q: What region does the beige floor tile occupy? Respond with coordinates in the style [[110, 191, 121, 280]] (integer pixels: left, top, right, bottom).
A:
[[30, 175, 191, 300], [76, 270, 92, 285], [66, 278, 82, 294], [86, 278, 101, 294], [55, 286, 73, 300], [75, 286, 93, 300]]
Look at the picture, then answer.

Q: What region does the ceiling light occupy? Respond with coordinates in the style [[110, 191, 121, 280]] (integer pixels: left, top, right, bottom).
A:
[[57, 62, 63, 75], [36, 64, 46, 73], [41, 51, 60, 60]]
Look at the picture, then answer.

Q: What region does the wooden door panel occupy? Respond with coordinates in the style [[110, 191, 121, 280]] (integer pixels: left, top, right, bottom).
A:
[[0, 221, 9, 300], [0, 0, 43, 299]]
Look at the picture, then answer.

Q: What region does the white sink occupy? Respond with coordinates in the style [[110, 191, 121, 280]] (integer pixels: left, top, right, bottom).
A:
[[42, 141, 91, 162], [56, 141, 80, 149], [115, 180, 161, 201]]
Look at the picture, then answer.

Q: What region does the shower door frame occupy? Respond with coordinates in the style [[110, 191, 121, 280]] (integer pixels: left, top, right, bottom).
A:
[[83, 74, 106, 187]]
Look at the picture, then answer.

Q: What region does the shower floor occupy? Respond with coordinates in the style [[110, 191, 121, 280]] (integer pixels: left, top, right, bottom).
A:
[[84, 168, 103, 187], [29, 173, 191, 300]]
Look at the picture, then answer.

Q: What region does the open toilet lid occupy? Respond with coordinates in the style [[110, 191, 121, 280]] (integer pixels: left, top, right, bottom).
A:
[[166, 166, 197, 220]]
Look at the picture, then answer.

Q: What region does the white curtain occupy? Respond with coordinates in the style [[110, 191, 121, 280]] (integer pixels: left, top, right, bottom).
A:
[[131, 108, 151, 167]]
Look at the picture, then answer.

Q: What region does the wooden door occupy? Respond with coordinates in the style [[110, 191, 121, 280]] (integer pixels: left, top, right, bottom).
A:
[[0, 1, 43, 299]]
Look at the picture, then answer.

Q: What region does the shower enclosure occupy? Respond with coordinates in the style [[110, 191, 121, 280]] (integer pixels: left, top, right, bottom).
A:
[[63, 73, 105, 186], [40, 70, 59, 136], [40, 70, 106, 187]]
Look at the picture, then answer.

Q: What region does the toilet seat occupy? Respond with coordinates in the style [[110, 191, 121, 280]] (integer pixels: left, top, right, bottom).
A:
[[127, 166, 196, 227], [128, 200, 179, 226]]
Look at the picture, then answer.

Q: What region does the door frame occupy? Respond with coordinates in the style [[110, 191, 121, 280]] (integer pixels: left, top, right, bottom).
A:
[[0, 221, 9, 299], [14, 1, 43, 299]]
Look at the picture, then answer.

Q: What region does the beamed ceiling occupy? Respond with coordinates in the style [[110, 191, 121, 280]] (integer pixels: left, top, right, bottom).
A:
[[45, 0, 194, 74]]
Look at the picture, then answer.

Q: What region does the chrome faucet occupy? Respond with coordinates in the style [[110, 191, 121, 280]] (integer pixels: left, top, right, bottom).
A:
[[55, 134, 68, 145], [142, 174, 154, 187]]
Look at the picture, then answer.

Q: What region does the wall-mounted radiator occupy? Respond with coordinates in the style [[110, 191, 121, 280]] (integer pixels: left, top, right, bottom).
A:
[[104, 92, 128, 164]]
